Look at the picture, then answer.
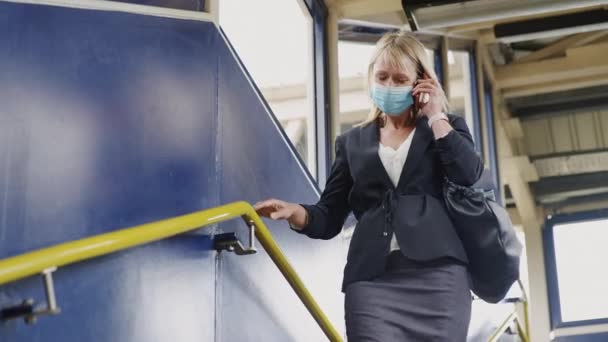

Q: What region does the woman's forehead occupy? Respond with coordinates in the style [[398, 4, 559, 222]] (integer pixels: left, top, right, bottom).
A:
[[374, 52, 416, 76]]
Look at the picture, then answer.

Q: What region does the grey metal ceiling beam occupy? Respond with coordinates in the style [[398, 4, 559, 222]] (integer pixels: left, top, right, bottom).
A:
[[530, 171, 608, 196]]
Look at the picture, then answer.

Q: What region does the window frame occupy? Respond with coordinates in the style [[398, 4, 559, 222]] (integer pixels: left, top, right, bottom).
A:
[[468, 50, 483, 151], [303, 0, 331, 188], [482, 80, 500, 200], [437, 45, 494, 193], [441, 47, 483, 154], [543, 209, 608, 329]]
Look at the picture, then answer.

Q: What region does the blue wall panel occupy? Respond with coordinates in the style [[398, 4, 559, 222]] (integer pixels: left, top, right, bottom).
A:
[[106, 0, 204, 11], [0, 3, 219, 341], [555, 333, 608, 342], [216, 36, 347, 341]]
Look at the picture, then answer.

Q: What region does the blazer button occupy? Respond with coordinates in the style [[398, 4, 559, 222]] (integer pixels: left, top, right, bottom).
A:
[[383, 232, 388, 237]]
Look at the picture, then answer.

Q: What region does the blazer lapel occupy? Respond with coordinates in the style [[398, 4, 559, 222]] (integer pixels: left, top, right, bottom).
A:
[[396, 117, 434, 190], [360, 119, 395, 190]]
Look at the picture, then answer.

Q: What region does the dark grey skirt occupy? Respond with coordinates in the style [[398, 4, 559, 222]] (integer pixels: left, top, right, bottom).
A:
[[344, 252, 472, 342]]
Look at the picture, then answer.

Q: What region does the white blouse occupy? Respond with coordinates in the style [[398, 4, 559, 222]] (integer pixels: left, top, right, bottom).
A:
[[378, 128, 416, 252]]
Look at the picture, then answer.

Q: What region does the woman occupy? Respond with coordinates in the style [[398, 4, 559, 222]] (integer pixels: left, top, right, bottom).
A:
[[254, 31, 483, 341]]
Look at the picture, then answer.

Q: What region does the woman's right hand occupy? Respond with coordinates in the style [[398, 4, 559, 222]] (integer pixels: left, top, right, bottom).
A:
[[253, 199, 308, 231]]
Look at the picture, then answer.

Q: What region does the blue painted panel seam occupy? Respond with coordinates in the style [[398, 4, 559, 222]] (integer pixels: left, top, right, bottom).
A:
[[213, 28, 222, 342], [214, 252, 222, 342]]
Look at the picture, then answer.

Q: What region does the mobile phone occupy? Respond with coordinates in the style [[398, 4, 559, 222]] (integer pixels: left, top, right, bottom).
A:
[[414, 70, 425, 112]]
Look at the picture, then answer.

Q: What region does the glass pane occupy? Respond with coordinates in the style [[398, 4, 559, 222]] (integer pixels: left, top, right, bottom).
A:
[[337, 41, 375, 139], [335, 41, 435, 140], [426, 48, 435, 71], [553, 218, 608, 322], [220, 0, 316, 174], [447, 50, 475, 142]]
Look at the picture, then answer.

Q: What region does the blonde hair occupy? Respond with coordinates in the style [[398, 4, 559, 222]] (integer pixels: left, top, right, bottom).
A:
[[358, 30, 449, 127]]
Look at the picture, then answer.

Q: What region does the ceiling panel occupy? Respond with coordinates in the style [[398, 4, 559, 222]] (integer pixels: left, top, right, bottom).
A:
[[522, 110, 608, 157], [523, 119, 553, 156]]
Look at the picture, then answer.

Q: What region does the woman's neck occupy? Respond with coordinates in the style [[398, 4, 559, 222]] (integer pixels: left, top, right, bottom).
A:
[[382, 110, 415, 130]]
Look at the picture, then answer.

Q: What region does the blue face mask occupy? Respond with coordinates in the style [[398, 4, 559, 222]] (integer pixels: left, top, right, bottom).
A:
[[371, 84, 414, 116]]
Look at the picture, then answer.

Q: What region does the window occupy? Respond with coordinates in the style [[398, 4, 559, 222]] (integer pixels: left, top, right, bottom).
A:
[[447, 50, 475, 142], [336, 41, 375, 138], [551, 218, 608, 323], [220, 0, 316, 174]]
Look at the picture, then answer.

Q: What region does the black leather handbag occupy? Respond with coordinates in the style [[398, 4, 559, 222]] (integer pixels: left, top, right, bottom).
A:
[[443, 177, 523, 303]]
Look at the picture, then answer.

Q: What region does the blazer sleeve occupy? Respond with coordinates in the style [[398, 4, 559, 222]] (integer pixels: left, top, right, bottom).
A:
[[292, 134, 353, 240], [434, 115, 484, 186]]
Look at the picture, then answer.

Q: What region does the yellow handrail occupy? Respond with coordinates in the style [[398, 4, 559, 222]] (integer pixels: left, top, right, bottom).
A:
[[485, 279, 530, 342], [487, 311, 529, 342], [0, 201, 343, 342], [518, 279, 531, 339]]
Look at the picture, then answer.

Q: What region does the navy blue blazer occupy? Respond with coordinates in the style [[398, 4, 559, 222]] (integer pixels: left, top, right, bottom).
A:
[[293, 114, 484, 292]]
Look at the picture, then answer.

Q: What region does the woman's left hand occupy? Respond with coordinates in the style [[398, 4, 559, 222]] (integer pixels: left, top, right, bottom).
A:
[[412, 77, 445, 117]]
